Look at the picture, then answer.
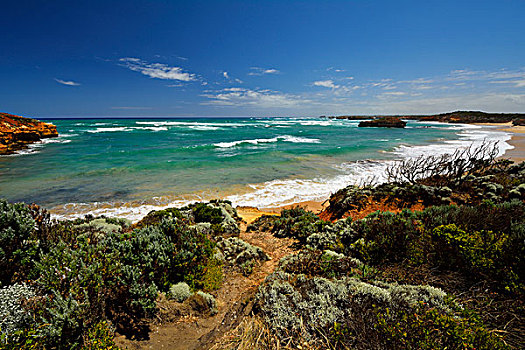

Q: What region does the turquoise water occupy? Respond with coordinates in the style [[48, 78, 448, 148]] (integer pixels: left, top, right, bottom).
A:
[[0, 117, 511, 220]]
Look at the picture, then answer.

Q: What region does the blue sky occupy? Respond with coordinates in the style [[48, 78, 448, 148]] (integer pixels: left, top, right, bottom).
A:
[[1, 0, 524, 117]]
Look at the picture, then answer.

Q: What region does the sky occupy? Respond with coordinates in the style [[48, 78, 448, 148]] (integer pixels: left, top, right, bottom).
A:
[[1, 0, 524, 117]]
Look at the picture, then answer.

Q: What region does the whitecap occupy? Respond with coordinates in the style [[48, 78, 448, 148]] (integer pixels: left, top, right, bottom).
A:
[[214, 135, 321, 148], [87, 127, 131, 133]]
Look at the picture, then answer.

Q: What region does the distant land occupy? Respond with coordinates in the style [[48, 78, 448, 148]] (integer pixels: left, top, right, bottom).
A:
[[326, 110, 525, 125]]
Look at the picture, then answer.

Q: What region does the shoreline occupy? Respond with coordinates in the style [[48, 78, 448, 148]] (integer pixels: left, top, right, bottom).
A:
[[491, 122, 525, 163], [238, 123, 525, 223]]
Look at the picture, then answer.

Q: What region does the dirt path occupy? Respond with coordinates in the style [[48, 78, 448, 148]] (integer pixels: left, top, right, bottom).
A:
[[115, 223, 296, 350]]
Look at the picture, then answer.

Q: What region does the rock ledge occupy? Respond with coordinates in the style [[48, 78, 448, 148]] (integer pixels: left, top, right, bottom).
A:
[[0, 113, 58, 154]]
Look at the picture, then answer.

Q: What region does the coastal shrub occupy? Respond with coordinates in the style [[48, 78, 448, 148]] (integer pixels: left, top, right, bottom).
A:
[[271, 207, 330, 243], [161, 220, 216, 289], [256, 268, 463, 347], [75, 218, 124, 235], [277, 250, 370, 280], [373, 303, 508, 350], [134, 207, 183, 228], [168, 282, 192, 302], [193, 203, 223, 224], [256, 261, 506, 349], [0, 283, 36, 342], [349, 209, 420, 264], [81, 321, 120, 350], [306, 217, 356, 253], [191, 201, 241, 236], [0, 200, 36, 285], [200, 258, 223, 291], [246, 214, 279, 232], [216, 237, 269, 275], [415, 200, 525, 234]]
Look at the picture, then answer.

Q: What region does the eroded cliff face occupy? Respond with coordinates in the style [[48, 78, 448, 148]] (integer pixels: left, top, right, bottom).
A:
[[0, 113, 58, 154]]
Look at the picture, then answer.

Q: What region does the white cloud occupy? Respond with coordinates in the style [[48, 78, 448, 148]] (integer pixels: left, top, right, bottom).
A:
[[248, 67, 281, 76], [313, 80, 339, 89], [202, 87, 308, 108], [119, 57, 196, 81], [54, 78, 80, 86]]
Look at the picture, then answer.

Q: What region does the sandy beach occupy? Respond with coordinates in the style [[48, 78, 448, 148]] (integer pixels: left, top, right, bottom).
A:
[[495, 122, 525, 163], [237, 199, 329, 224]]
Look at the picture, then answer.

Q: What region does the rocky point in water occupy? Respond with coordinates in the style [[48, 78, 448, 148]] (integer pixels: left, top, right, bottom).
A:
[[358, 116, 407, 128], [0, 112, 58, 154]]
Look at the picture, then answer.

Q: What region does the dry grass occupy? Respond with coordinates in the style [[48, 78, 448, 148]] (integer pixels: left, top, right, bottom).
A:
[[210, 316, 347, 350]]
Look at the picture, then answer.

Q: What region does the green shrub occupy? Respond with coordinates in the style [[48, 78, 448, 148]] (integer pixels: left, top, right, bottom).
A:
[[81, 321, 120, 350], [201, 258, 223, 291], [349, 210, 420, 264], [193, 203, 223, 224], [272, 207, 330, 243], [134, 207, 183, 228], [374, 303, 508, 350], [168, 282, 192, 302], [216, 237, 268, 276], [0, 283, 36, 342], [0, 200, 36, 285]]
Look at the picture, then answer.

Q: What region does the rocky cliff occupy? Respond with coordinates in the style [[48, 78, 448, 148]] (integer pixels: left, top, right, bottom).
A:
[[0, 113, 58, 154], [358, 116, 406, 128]]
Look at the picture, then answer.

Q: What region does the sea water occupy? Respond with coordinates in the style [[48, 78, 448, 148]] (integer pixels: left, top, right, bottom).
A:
[[0, 117, 512, 221]]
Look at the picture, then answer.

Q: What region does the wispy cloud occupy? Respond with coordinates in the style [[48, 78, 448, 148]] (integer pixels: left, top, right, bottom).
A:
[[491, 79, 525, 88], [54, 78, 81, 86], [119, 57, 196, 81], [202, 87, 308, 108], [248, 67, 281, 76], [313, 80, 339, 89]]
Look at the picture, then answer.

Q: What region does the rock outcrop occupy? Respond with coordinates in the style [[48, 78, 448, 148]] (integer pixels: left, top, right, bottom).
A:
[[358, 116, 406, 128], [0, 113, 58, 155]]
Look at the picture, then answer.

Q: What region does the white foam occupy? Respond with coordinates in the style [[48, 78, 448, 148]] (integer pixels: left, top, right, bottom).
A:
[[214, 135, 321, 148], [187, 125, 221, 131], [135, 121, 245, 128], [87, 127, 131, 133], [131, 126, 168, 132]]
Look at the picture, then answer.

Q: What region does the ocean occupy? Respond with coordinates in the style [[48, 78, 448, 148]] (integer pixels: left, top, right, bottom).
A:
[[0, 117, 512, 221]]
